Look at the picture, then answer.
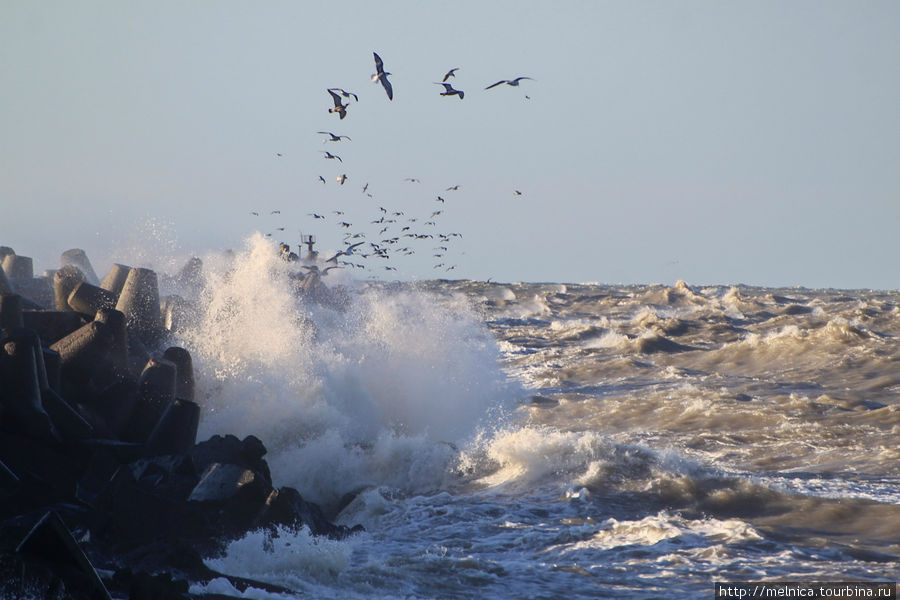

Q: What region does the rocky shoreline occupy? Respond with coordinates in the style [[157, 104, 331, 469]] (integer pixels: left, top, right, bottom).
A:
[[1, 246, 358, 599]]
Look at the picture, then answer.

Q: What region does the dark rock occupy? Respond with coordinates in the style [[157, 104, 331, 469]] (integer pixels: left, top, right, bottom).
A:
[[162, 346, 195, 402], [67, 281, 118, 319], [145, 399, 200, 457], [112, 568, 190, 600], [86, 379, 140, 439], [189, 434, 272, 487], [93, 308, 128, 375], [23, 309, 87, 347], [54, 265, 86, 311], [0, 293, 24, 329], [259, 486, 361, 539], [120, 357, 176, 444], [0, 330, 58, 441], [41, 388, 94, 442], [14, 510, 112, 600]]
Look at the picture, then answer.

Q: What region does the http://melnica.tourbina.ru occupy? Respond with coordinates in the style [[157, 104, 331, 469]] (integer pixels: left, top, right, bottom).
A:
[[715, 582, 897, 599]]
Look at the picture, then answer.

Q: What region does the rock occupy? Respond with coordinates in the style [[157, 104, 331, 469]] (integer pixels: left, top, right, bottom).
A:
[[2, 253, 33, 280], [53, 265, 86, 311], [189, 435, 271, 487], [0, 329, 58, 441], [120, 357, 176, 444], [259, 486, 361, 539], [14, 510, 112, 600], [23, 309, 87, 347], [67, 281, 118, 319], [99, 263, 131, 296], [145, 399, 200, 456], [115, 267, 163, 345], [162, 346, 195, 402], [0, 293, 24, 329], [60, 249, 100, 286]]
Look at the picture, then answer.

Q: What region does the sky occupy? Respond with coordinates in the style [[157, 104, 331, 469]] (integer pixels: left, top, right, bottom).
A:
[[2, 1, 899, 288]]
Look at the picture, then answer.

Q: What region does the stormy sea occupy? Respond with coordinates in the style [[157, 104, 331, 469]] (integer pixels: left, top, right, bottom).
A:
[[6, 233, 898, 599], [153, 235, 897, 599]]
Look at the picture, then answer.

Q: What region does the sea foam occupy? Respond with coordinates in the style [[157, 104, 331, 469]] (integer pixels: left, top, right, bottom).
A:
[[173, 233, 514, 509]]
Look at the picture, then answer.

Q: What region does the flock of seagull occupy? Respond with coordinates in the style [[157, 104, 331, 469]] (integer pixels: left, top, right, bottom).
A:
[[253, 52, 534, 279]]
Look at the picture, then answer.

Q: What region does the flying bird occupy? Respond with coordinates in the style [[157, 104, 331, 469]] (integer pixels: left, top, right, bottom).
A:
[[327, 89, 349, 119], [485, 76, 534, 90], [446, 185, 460, 191], [442, 67, 459, 82], [336, 174, 348, 185], [404, 177, 420, 183], [317, 131, 351, 142], [327, 88, 358, 102], [321, 151, 342, 162], [318, 175, 326, 184], [308, 213, 325, 219], [372, 52, 393, 100], [434, 82, 464, 99]]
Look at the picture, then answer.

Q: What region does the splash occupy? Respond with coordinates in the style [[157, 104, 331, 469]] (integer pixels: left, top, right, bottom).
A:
[[174, 233, 513, 508]]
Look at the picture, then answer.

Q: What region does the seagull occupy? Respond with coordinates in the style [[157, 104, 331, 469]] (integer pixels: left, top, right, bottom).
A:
[[250, 211, 259, 216], [271, 210, 281, 214], [321, 151, 342, 162], [303, 264, 342, 276], [318, 175, 326, 184], [446, 185, 460, 191], [514, 190, 523, 196], [362, 182, 369, 193], [436, 196, 445, 203], [372, 52, 393, 100], [327, 88, 358, 102], [404, 177, 420, 183], [434, 82, 464, 99], [442, 67, 459, 82], [485, 76, 534, 90], [325, 241, 365, 262], [317, 131, 351, 143], [308, 213, 325, 219], [328, 89, 349, 119], [336, 174, 348, 185]]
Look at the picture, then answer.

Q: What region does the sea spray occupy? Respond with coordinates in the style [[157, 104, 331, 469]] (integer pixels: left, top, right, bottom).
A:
[[173, 234, 514, 509]]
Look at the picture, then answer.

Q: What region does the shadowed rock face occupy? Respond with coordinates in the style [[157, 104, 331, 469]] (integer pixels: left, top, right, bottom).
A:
[[0, 249, 359, 598]]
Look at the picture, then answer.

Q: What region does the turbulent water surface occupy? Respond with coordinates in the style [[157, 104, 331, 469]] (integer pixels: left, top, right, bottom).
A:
[[172, 237, 900, 599]]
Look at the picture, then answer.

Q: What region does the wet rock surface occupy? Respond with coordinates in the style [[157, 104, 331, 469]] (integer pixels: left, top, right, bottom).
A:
[[1, 247, 359, 599]]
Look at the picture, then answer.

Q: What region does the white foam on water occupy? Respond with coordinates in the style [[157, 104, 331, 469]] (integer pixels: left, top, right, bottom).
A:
[[202, 525, 356, 589], [175, 233, 515, 508]]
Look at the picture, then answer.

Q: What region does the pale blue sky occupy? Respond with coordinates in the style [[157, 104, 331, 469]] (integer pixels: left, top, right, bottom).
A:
[[2, 1, 898, 288]]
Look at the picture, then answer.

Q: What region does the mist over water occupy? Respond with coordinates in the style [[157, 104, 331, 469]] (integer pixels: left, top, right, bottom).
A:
[[126, 234, 900, 598]]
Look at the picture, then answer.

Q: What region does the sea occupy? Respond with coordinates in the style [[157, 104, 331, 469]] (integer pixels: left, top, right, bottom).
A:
[[159, 235, 899, 599]]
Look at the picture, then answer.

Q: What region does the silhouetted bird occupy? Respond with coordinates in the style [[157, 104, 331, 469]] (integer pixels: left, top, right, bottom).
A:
[[328, 89, 349, 119], [435, 82, 464, 99], [321, 151, 342, 162], [442, 67, 459, 82], [485, 76, 534, 90], [317, 131, 351, 142], [328, 88, 358, 102], [372, 52, 393, 100]]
